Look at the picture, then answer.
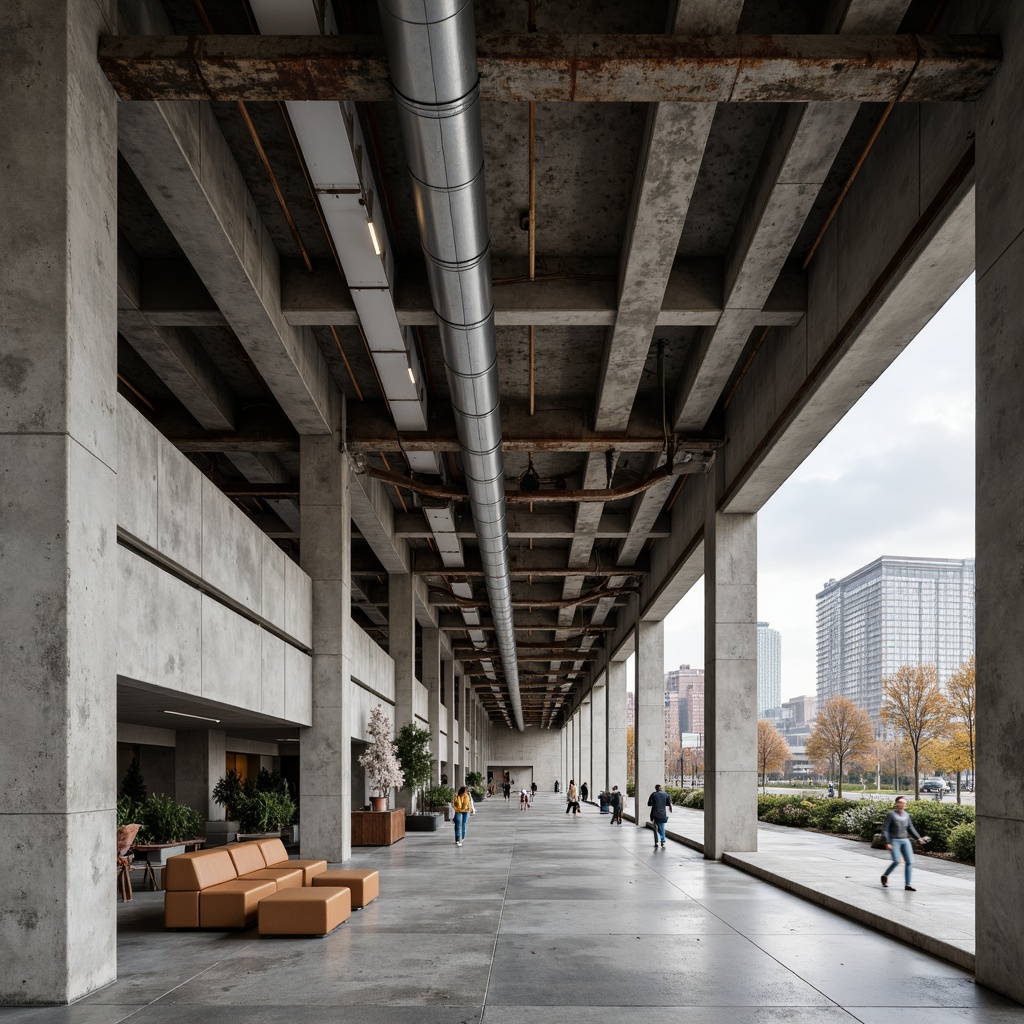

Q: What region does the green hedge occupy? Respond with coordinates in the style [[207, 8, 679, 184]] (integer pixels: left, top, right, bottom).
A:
[[948, 821, 975, 863], [753, 794, 975, 858]]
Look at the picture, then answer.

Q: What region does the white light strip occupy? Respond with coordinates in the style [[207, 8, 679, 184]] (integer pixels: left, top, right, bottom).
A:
[[367, 220, 382, 256], [164, 710, 222, 724]]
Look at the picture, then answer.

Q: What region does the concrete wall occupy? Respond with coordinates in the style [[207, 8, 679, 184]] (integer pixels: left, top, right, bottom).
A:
[[116, 398, 313, 722], [487, 729, 561, 793]]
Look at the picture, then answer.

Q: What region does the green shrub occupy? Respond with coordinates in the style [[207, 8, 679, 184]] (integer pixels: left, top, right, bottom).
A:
[[466, 771, 484, 788], [423, 785, 455, 808], [117, 795, 143, 827], [903, 800, 974, 853], [682, 789, 704, 809], [236, 789, 296, 834], [470, 788, 486, 803], [139, 795, 203, 843], [119, 759, 147, 804], [665, 786, 687, 805], [626, 782, 635, 797], [212, 770, 247, 821], [836, 803, 886, 840], [807, 798, 858, 832], [948, 821, 975, 863]]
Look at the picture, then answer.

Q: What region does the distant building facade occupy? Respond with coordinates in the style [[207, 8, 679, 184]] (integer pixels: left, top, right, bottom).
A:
[[665, 664, 705, 741], [757, 621, 782, 716], [816, 556, 975, 722]]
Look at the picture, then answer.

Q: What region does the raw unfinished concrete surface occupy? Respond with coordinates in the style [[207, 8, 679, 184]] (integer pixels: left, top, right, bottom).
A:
[[2, 0, 1023, 1008]]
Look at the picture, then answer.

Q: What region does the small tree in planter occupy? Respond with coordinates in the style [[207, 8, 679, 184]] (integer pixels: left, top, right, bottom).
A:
[[395, 722, 433, 813], [119, 759, 147, 805], [465, 770, 486, 803], [358, 705, 404, 809]]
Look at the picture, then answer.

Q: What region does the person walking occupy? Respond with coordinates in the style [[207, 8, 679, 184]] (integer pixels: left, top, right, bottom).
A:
[[608, 785, 623, 825], [580, 782, 589, 803], [519, 788, 530, 810], [566, 779, 578, 815], [881, 796, 924, 890], [452, 785, 474, 847], [647, 783, 673, 849], [530, 780, 537, 803]]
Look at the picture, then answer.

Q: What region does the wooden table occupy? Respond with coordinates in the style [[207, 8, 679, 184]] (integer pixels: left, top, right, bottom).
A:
[[130, 840, 206, 890], [351, 809, 405, 846]]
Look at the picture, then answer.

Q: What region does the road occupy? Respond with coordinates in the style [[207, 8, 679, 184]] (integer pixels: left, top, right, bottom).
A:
[[760, 785, 976, 806]]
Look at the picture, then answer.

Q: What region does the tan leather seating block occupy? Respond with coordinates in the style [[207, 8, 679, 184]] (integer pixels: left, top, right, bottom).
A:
[[311, 869, 379, 907], [258, 887, 351, 936], [228, 842, 268, 876], [242, 866, 304, 890], [255, 838, 327, 885], [164, 849, 237, 892], [164, 890, 200, 929], [200, 879, 276, 928]]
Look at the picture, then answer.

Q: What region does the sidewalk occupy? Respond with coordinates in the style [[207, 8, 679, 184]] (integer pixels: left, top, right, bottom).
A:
[[622, 798, 975, 971]]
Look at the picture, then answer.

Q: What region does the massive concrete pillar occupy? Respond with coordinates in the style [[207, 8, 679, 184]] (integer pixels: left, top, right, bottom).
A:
[[592, 677, 607, 795], [0, 0, 118, 1003], [580, 698, 592, 795], [389, 573, 415, 810], [425, 628, 441, 788], [606, 660, 628, 795], [300, 433, 353, 862], [704, 474, 758, 858], [635, 620, 665, 830], [175, 730, 226, 820], [976, 1, 1024, 1003], [444, 659, 456, 783], [457, 684, 468, 786]]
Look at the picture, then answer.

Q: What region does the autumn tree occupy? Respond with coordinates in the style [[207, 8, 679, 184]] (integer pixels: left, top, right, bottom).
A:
[[626, 725, 635, 786], [683, 746, 704, 787], [757, 720, 792, 792], [880, 664, 949, 801], [928, 726, 973, 804], [666, 731, 683, 785], [805, 696, 874, 798], [945, 657, 976, 789]]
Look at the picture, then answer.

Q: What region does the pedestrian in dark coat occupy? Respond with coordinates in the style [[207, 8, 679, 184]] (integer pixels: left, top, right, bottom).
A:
[[647, 784, 673, 849]]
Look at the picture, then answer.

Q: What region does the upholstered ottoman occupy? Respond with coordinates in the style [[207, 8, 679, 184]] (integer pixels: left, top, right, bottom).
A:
[[311, 869, 379, 908], [258, 887, 351, 936]]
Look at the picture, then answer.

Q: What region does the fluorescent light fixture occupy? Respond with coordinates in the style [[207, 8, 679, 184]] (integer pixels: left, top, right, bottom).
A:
[[164, 710, 221, 724], [367, 220, 382, 256], [407, 366, 415, 384]]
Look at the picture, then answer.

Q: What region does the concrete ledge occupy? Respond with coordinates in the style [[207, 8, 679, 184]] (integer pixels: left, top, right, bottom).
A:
[[722, 851, 975, 973]]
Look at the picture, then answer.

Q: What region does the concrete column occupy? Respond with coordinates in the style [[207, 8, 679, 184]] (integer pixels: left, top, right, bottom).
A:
[[592, 678, 607, 793], [635, 620, 665, 831], [704, 473, 758, 858], [444, 659, 456, 784], [388, 573, 415, 811], [299, 432, 353, 862], [175, 730, 226, 820], [580, 698, 592, 796], [425, 628, 441, 788], [0, 0, 118, 1003], [606, 661, 628, 794], [976, 1, 1024, 1003], [457, 684, 468, 787]]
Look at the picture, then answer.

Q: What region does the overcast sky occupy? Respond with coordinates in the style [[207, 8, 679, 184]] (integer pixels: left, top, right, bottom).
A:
[[661, 275, 976, 701]]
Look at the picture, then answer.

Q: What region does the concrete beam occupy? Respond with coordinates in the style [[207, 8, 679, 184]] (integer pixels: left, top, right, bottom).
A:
[[394, 510, 671, 541], [99, 33, 1000, 104], [116, 0, 336, 436]]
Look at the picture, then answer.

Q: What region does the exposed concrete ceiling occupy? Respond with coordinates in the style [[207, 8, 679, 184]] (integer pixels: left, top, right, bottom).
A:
[[108, 0, 985, 729]]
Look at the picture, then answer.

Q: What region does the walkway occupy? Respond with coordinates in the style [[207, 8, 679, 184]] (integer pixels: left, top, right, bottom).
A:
[[626, 799, 977, 970], [5, 794, 1020, 1023]]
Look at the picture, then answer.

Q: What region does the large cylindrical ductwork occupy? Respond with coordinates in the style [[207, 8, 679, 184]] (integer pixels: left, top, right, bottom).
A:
[[379, 0, 524, 731]]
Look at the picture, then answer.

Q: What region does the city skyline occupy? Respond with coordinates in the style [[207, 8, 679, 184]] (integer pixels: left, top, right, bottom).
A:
[[663, 275, 975, 699]]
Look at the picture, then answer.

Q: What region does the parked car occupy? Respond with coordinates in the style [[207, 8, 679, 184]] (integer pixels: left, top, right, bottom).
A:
[[920, 778, 950, 793]]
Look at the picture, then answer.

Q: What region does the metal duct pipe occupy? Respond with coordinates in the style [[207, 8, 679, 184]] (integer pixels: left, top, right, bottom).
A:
[[380, 0, 523, 731]]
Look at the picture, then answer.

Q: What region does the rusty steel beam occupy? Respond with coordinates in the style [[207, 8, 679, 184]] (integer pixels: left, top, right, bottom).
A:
[[99, 34, 1000, 104], [218, 482, 299, 498]]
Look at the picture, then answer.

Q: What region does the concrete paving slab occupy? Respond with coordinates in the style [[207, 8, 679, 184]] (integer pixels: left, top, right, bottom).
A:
[[11, 794, 1022, 1021]]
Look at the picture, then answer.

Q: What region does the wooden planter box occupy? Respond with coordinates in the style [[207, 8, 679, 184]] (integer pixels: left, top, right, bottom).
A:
[[352, 809, 405, 846]]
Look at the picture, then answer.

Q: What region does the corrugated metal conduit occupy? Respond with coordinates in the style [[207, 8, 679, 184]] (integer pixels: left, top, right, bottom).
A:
[[379, 0, 524, 730]]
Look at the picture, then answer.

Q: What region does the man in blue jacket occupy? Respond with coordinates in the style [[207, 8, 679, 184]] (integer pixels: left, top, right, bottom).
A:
[[647, 784, 673, 849]]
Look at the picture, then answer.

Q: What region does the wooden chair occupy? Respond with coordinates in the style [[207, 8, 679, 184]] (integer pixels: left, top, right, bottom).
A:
[[116, 824, 141, 901]]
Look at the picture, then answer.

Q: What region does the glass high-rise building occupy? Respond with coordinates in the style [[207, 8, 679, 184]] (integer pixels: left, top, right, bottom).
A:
[[757, 622, 782, 716], [816, 556, 975, 722]]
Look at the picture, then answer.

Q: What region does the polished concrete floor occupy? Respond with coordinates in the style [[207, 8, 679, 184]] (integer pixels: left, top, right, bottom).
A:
[[4, 793, 1024, 1023]]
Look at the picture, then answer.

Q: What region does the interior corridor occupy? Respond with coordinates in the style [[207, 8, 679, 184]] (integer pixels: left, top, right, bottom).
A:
[[8, 794, 1022, 1024]]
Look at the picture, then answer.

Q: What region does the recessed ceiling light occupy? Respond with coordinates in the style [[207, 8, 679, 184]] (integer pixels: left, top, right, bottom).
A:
[[367, 220, 382, 256], [163, 710, 221, 724]]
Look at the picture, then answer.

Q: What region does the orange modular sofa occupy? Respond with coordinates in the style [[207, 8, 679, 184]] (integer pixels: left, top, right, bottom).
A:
[[163, 840, 328, 929]]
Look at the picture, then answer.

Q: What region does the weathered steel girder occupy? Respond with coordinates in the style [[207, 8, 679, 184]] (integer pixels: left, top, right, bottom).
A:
[[99, 34, 1000, 104]]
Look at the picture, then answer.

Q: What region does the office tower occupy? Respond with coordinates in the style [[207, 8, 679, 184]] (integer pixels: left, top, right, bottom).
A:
[[757, 621, 782, 716], [816, 556, 975, 722]]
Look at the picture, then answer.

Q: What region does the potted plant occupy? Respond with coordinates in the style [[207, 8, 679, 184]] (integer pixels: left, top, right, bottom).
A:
[[395, 722, 440, 830], [423, 784, 455, 820], [236, 787, 296, 839], [209, 769, 244, 846], [132, 795, 204, 864], [358, 705, 404, 810], [466, 770, 486, 804]]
